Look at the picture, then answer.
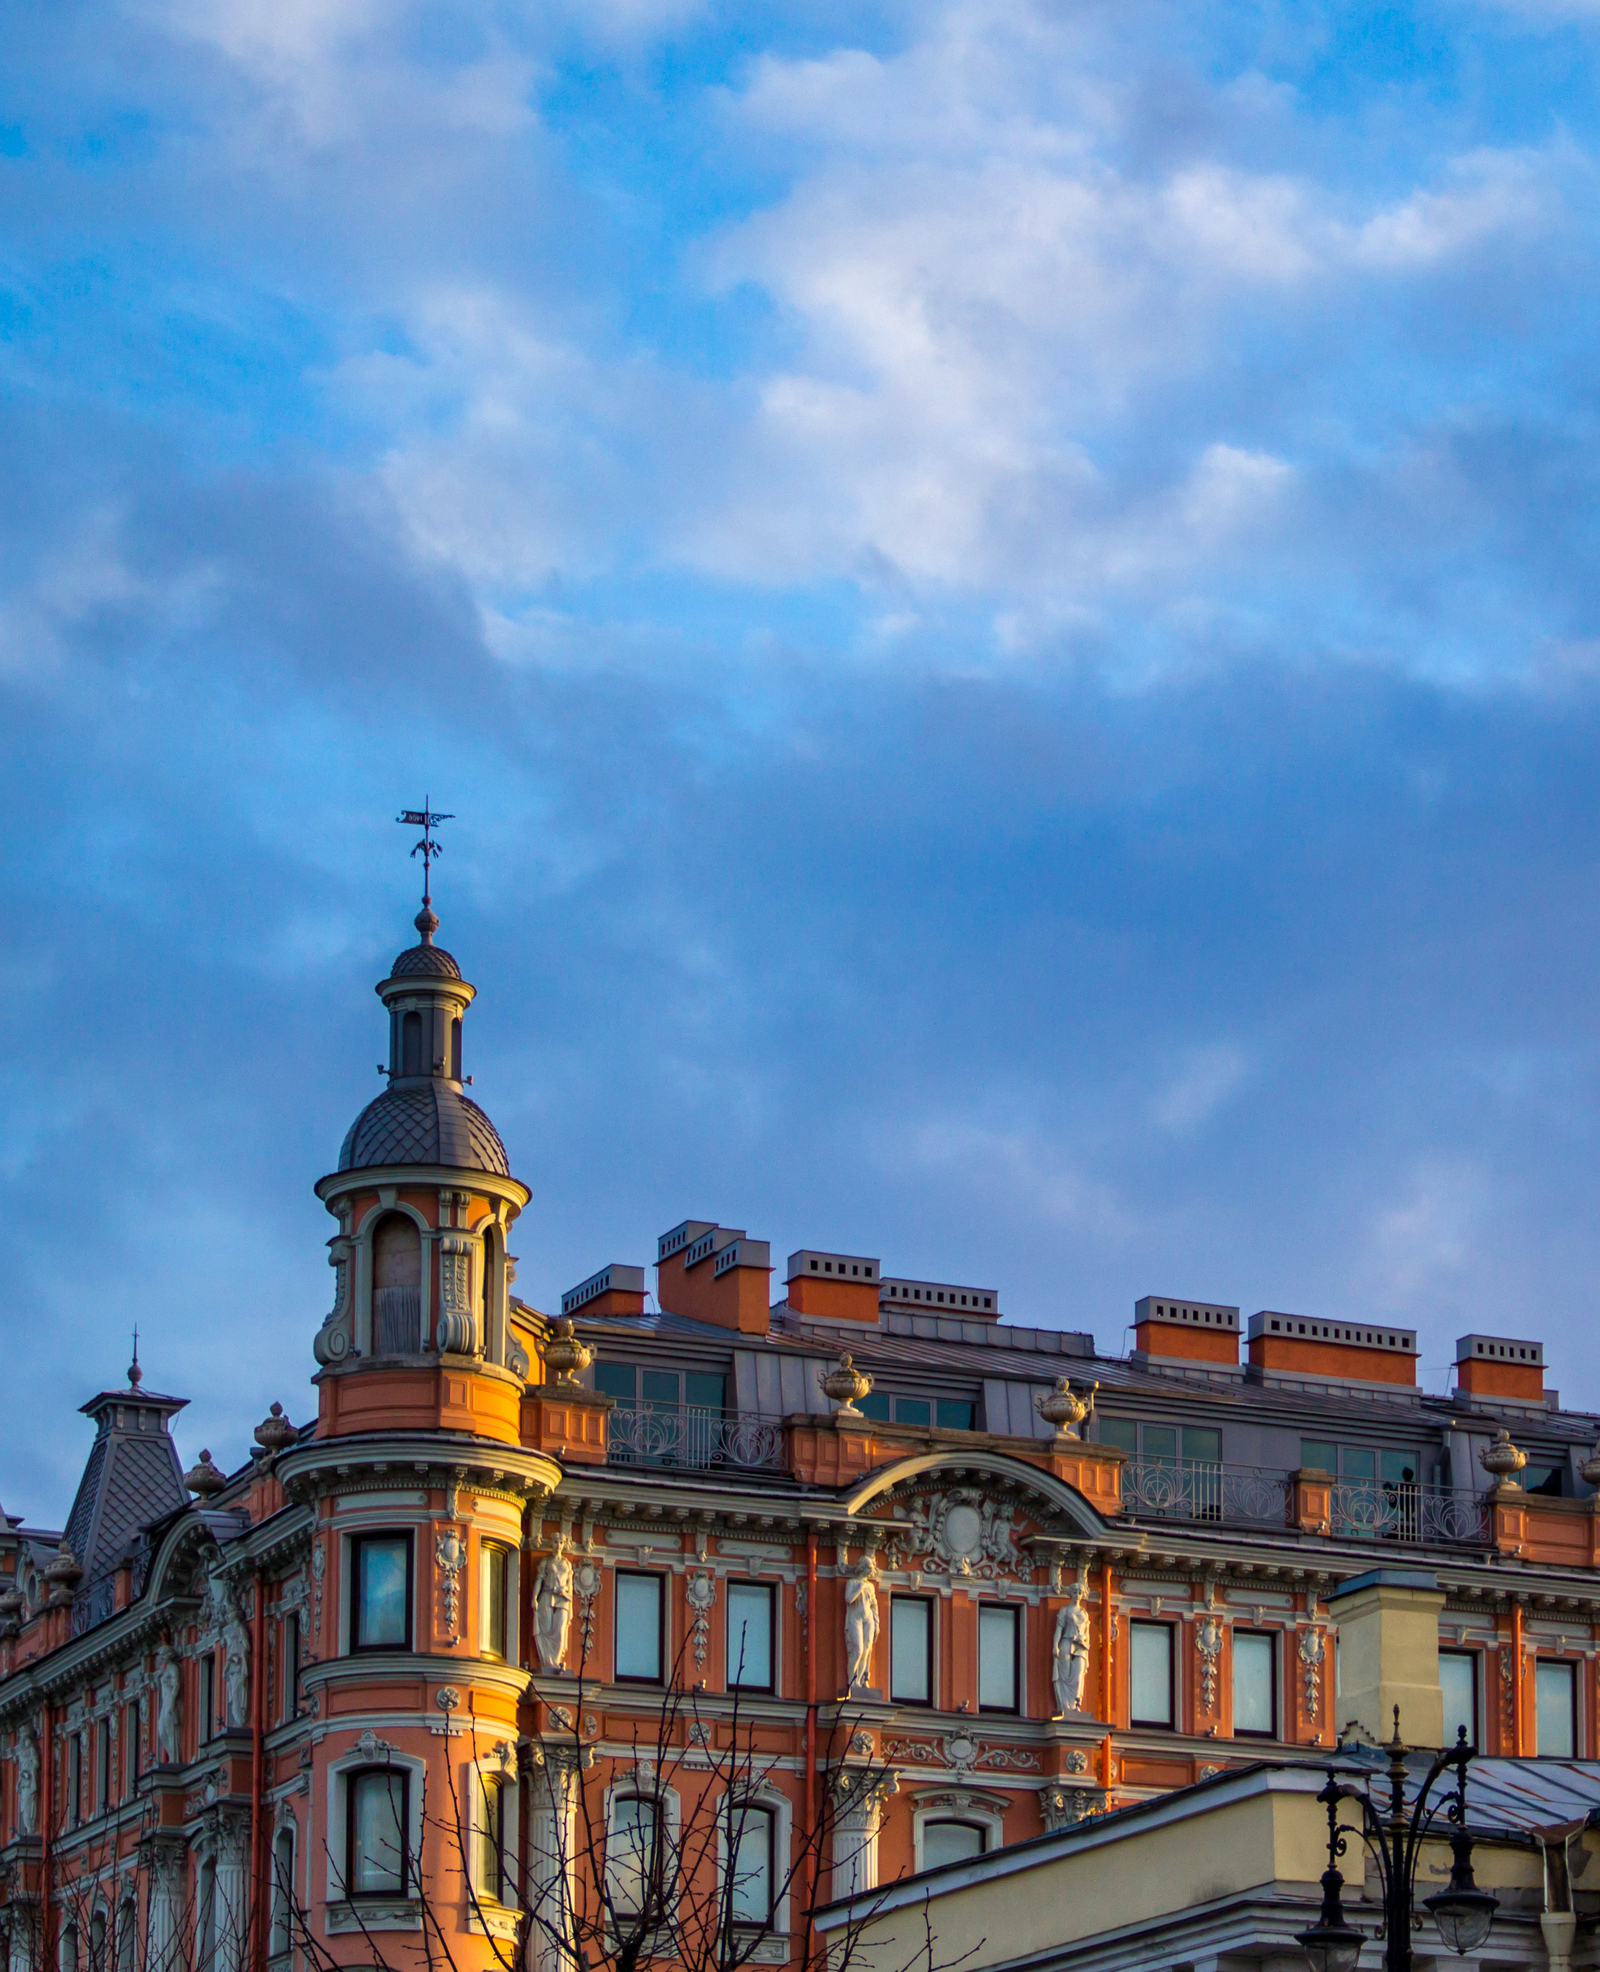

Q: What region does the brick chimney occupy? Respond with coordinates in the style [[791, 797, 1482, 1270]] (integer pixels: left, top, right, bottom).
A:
[[1133, 1296, 1239, 1366], [785, 1251, 882, 1322], [1247, 1312, 1417, 1388], [656, 1222, 772, 1335], [561, 1264, 647, 1319], [1454, 1334, 1545, 1404]]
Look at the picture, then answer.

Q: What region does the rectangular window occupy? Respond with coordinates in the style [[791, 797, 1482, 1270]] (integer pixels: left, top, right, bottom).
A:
[[1232, 1631, 1275, 1737], [70, 1735, 83, 1825], [1142, 1424, 1178, 1464], [1182, 1426, 1222, 1464], [1300, 1439, 1338, 1474], [685, 1371, 727, 1413], [727, 1583, 775, 1691], [890, 1597, 933, 1705], [895, 1398, 933, 1427], [1440, 1650, 1478, 1749], [285, 1613, 302, 1720], [595, 1362, 638, 1403], [1130, 1622, 1174, 1728], [126, 1702, 140, 1794], [201, 1657, 217, 1743], [479, 1542, 511, 1662], [1098, 1417, 1138, 1457], [615, 1574, 664, 1682], [477, 1777, 506, 1903], [1342, 1446, 1377, 1482], [730, 1806, 775, 1924], [936, 1399, 976, 1431], [857, 1391, 891, 1422], [978, 1606, 1019, 1713], [1537, 1661, 1577, 1758], [351, 1535, 412, 1652], [348, 1768, 409, 1897], [98, 1716, 112, 1811]]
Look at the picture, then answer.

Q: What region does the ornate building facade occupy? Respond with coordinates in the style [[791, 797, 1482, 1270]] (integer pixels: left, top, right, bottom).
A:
[[4, 902, 1600, 1972]]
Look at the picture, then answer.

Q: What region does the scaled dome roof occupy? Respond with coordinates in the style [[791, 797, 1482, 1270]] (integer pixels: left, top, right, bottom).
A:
[[388, 941, 463, 980], [338, 1082, 510, 1176]]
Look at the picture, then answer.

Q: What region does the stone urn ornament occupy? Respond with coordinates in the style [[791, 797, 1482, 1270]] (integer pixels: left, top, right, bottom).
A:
[[1580, 1442, 1600, 1488], [183, 1450, 228, 1498], [543, 1319, 594, 1388], [1036, 1376, 1098, 1444], [42, 1542, 83, 1592], [253, 1403, 296, 1456], [819, 1353, 873, 1419], [1479, 1429, 1527, 1489]]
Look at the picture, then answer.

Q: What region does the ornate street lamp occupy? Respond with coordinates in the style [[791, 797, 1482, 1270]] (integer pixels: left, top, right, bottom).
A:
[[1297, 1714, 1497, 1972]]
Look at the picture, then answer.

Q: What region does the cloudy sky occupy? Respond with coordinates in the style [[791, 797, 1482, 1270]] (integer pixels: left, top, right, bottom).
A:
[[5, 0, 1600, 1520]]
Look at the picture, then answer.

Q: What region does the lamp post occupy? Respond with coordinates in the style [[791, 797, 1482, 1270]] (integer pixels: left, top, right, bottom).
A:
[[1297, 1712, 1497, 1972]]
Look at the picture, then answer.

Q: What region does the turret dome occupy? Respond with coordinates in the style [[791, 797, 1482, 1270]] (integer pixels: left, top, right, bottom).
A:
[[338, 1083, 509, 1175]]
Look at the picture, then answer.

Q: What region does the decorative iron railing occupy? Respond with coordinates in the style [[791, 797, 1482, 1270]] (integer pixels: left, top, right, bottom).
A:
[[1330, 1481, 1488, 1546], [607, 1405, 784, 1471], [1120, 1460, 1290, 1527], [373, 1286, 421, 1354]]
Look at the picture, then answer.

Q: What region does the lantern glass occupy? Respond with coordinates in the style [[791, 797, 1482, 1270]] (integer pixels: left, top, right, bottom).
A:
[[1427, 1891, 1495, 1956], [1297, 1923, 1363, 1972]]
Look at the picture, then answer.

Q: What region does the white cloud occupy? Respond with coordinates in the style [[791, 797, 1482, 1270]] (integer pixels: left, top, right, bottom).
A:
[[1152, 1044, 1252, 1134]]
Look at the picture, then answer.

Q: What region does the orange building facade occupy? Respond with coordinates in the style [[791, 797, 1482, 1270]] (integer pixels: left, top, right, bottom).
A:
[[4, 908, 1600, 1972]]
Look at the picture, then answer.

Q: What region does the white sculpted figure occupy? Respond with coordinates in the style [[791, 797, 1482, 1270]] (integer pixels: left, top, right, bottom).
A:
[[843, 1555, 880, 1691], [533, 1547, 574, 1672], [15, 1724, 39, 1835], [223, 1599, 251, 1727], [156, 1646, 183, 1764], [1052, 1584, 1091, 1718]]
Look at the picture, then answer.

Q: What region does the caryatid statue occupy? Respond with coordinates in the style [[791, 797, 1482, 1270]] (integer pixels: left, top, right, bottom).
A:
[[15, 1723, 39, 1835], [532, 1545, 575, 1672], [223, 1597, 251, 1728], [156, 1645, 183, 1764], [843, 1553, 880, 1692], [1052, 1581, 1091, 1718]]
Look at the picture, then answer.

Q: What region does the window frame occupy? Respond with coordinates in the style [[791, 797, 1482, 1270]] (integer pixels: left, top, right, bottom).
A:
[[889, 1595, 935, 1707], [476, 1773, 508, 1905], [97, 1714, 113, 1812], [1439, 1648, 1479, 1750], [345, 1765, 412, 1899], [1129, 1620, 1175, 1729], [726, 1581, 776, 1694], [977, 1604, 1020, 1715], [726, 1800, 776, 1926], [607, 1792, 666, 1917], [125, 1700, 140, 1795], [1536, 1659, 1578, 1758], [349, 1533, 415, 1655], [1231, 1629, 1277, 1739], [614, 1572, 666, 1685], [284, 1611, 302, 1720], [479, 1540, 512, 1663]]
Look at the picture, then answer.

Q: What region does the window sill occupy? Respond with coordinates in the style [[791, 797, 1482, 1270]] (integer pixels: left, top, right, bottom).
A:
[[326, 1900, 421, 1934], [469, 1904, 522, 1942]]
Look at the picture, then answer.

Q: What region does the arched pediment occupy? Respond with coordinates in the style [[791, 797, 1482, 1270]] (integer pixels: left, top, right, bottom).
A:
[[141, 1512, 229, 1607], [841, 1447, 1123, 1541]]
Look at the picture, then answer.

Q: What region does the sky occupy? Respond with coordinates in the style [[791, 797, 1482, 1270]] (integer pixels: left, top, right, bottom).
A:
[[5, 0, 1600, 1522]]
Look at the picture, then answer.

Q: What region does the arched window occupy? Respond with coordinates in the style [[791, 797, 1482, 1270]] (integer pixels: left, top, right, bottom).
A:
[[608, 1796, 663, 1917], [116, 1899, 137, 1972], [348, 1769, 409, 1897], [450, 1018, 462, 1081], [401, 1011, 422, 1078], [476, 1776, 507, 1903], [60, 1924, 79, 1972], [920, 1820, 986, 1869], [480, 1229, 498, 1338], [195, 1858, 216, 1972], [728, 1803, 775, 1925], [371, 1216, 422, 1355], [270, 1824, 296, 1959]]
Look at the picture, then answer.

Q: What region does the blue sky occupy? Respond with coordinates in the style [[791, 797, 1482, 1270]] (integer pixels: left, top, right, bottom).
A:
[[6, 0, 1600, 1521]]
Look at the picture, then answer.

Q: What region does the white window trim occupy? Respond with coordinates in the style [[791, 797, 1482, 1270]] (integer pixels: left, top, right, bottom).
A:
[[977, 1602, 1024, 1716], [603, 1778, 682, 1922], [339, 1529, 417, 1658], [889, 1593, 938, 1707], [323, 1745, 426, 1923], [477, 1537, 520, 1663], [909, 1786, 1008, 1873], [465, 1750, 522, 1917], [1230, 1628, 1278, 1739]]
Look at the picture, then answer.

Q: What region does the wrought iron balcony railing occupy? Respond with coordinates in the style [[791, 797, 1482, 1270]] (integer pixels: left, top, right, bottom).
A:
[[1120, 1459, 1290, 1528], [607, 1404, 785, 1471], [1120, 1459, 1490, 1546]]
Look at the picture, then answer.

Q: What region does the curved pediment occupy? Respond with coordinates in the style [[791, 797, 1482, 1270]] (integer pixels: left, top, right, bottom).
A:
[[841, 1446, 1127, 1543]]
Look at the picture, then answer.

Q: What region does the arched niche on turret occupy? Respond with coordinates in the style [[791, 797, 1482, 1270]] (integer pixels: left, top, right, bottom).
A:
[[349, 1197, 432, 1359]]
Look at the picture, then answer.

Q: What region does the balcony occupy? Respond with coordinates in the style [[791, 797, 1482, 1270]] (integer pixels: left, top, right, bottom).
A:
[[1121, 1460, 1489, 1546], [607, 1404, 785, 1472]]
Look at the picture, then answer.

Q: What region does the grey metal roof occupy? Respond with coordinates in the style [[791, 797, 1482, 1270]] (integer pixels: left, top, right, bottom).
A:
[[389, 942, 463, 980], [62, 1390, 187, 1590], [338, 1082, 509, 1175]]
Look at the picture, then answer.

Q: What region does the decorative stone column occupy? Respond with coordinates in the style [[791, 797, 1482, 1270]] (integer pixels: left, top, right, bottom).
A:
[[213, 1809, 252, 1972], [828, 1765, 898, 1902], [525, 1741, 592, 1972], [1038, 1781, 1105, 1829], [142, 1836, 190, 1972], [5, 1900, 38, 1972]]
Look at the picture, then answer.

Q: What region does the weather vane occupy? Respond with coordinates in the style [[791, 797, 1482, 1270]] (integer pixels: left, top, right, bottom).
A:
[[397, 800, 453, 911]]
